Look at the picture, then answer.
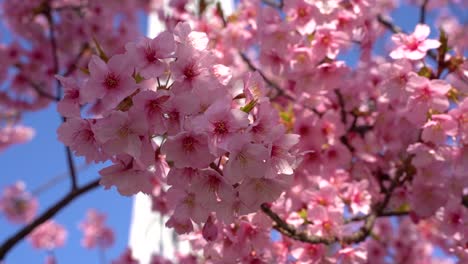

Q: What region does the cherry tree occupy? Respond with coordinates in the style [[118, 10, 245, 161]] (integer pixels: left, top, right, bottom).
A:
[[0, 0, 467, 263]]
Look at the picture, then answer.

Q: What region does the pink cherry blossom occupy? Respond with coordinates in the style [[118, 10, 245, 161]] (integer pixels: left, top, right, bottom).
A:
[[57, 118, 106, 163], [55, 75, 81, 118], [192, 100, 249, 155], [79, 209, 115, 249], [162, 130, 215, 169], [82, 55, 136, 109], [125, 31, 175, 79], [405, 75, 451, 125], [0, 181, 38, 224], [0, 125, 35, 152], [99, 155, 154, 196], [224, 136, 270, 184], [93, 111, 147, 158], [28, 220, 67, 250], [390, 24, 441, 60]]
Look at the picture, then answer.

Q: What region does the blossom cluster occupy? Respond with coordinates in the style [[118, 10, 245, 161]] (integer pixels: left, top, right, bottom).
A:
[[79, 209, 115, 249], [0, 0, 151, 152], [57, 21, 299, 236], [0, 0, 467, 263], [0, 181, 38, 224]]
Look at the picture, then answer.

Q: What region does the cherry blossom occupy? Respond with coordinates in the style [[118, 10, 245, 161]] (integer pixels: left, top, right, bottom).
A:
[[79, 209, 115, 249], [0, 181, 38, 224], [390, 24, 441, 60], [0, 0, 467, 263], [28, 220, 67, 250]]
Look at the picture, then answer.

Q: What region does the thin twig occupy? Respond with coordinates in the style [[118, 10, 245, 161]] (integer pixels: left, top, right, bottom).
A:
[[344, 209, 410, 224], [239, 52, 322, 116], [419, 0, 429, 24], [334, 90, 347, 124], [63, 116, 78, 190], [377, 14, 403, 34], [261, 159, 412, 245], [45, 2, 80, 191], [63, 43, 90, 77], [239, 52, 291, 100], [0, 179, 101, 260], [45, 6, 61, 98], [31, 163, 90, 196], [28, 80, 60, 101]]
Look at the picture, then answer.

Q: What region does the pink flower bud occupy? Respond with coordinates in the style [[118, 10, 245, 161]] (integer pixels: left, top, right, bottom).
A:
[[202, 215, 218, 242]]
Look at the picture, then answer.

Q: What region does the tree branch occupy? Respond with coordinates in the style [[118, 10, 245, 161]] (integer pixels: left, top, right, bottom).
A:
[[419, 0, 429, 24], [63, 43, 90, 77], [344, 209, 410, 224], [239, 52, 292, 100], [44, 3, 80, 191], [239, 52, 322, 116], [261, 204, 337, 245], [0, 179, 101, 261], [261, 160, 411, 245], [63, 140, 78, 190], [28, 80, 60, 101], [377, 14, 403, 34]]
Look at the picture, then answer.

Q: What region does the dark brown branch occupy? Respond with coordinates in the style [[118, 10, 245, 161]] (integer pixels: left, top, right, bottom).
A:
[[261, 160, 410, 245], [345, 209, 410, 224], [44, 4, 60, 98], [0, 179, 101, 261], [334, 90, 347, 124], [44, 3, 80, 191], [261, 204, 337, 245], [419, 0, 429, 24], [64, 140, 78, 190], [377, 15, 403, 34]]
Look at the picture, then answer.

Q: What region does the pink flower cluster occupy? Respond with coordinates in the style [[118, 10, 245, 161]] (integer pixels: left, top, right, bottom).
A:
[[0, 181, 38, 224], [0, 125, 35, 152], [28, 220, 67, 250], [79, 209, 115, 249], [57, 22, 299, 234], [1, 0, 467, 263]]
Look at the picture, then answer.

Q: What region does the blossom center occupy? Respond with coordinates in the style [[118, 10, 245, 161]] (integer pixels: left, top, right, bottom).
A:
[[213, 121, 228, 135], [144, 47, 157, 63], [182, 136, 196, 152], [104, 73, 119, 89]]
